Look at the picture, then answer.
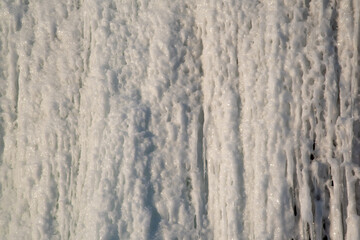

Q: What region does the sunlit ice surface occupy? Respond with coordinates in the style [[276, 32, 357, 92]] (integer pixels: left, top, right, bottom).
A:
[[0, 0, 359, 239]]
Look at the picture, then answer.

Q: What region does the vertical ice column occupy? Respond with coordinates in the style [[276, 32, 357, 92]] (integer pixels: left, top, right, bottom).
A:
[[337, 0, 360, 239], [196, 0, 244, 239]]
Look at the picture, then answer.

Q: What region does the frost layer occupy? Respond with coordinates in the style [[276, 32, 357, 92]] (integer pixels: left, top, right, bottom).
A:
[[0, 0, 359, 239]]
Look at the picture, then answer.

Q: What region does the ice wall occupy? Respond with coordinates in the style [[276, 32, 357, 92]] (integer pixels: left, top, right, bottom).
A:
[[0, 0, 359, 239]]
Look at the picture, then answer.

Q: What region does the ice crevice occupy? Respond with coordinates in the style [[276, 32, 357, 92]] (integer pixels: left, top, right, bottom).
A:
[[0, 0, 359, 239]]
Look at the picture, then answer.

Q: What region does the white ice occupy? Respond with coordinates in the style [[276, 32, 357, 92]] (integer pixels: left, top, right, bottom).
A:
[[0, 0, 359, 239]]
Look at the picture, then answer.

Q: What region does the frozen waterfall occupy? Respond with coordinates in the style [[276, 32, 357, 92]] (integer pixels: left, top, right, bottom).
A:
[[0, 0, 359, 239]]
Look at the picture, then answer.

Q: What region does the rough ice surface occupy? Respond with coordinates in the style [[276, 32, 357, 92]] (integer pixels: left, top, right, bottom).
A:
[[0, 0, 359, 239]]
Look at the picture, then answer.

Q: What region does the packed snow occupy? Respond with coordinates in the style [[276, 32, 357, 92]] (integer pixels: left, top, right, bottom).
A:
[[0, 0, 359, 239]]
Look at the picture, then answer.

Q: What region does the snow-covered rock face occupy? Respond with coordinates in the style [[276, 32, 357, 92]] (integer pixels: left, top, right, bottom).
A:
[[0, 0, 359, 239]]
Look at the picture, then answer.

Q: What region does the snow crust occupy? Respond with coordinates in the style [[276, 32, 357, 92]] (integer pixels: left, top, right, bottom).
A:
[[0, 0, 359, 239]]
